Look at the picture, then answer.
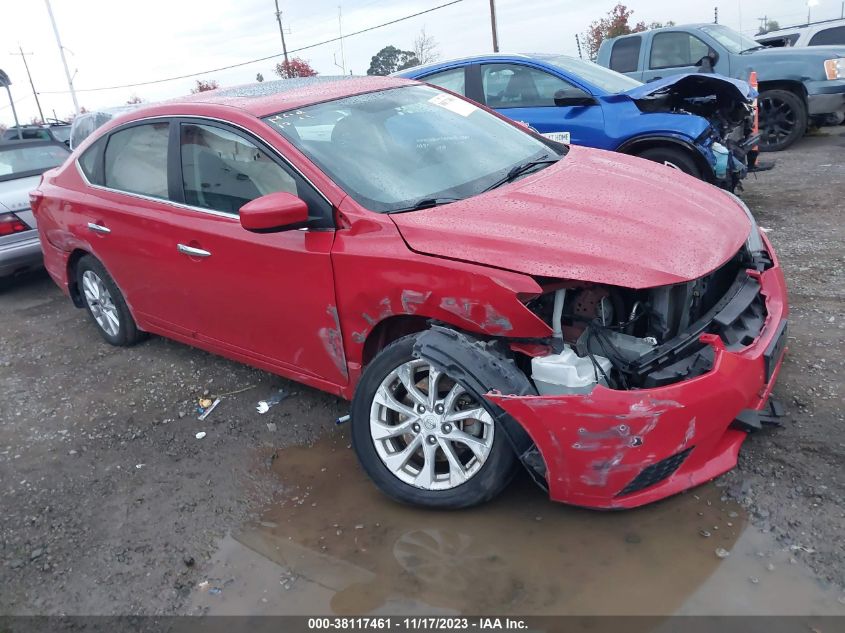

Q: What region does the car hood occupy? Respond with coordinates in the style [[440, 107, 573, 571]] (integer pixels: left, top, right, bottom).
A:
[[623, 73, 755, 103], [389, 146, 751, 289], [745, 45, 845, 60]]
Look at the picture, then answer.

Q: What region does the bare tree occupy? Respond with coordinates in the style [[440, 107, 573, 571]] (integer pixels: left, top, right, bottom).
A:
[[413, 27, 440, 65]]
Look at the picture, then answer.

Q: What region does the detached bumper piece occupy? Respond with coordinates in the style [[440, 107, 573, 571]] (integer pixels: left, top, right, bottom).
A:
[[733, 397, 785, 432]]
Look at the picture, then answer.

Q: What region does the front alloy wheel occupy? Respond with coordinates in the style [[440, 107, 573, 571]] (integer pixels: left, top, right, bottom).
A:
[[370, 359, 495, 490], [351, 333, 520, 509]]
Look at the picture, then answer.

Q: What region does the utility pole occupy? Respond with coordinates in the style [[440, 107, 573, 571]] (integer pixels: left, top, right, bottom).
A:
[[44, 0, 79, 114], [489, 0, 499, 53], [575, 34, 583, 59], [0, 69, 22, 137], [11, 46, 45, 123], [273, 0, 290, 68], [338, 5, 346, 76]]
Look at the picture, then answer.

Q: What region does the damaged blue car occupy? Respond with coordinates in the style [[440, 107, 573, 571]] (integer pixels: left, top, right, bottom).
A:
[[397, 54, 759, 191]]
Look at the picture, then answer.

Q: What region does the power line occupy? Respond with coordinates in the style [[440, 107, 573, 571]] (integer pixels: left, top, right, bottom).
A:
[[39, 0, 465, 95]]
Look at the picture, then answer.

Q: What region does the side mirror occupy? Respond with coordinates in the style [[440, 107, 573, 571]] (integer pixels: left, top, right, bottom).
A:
[[695, 52, 718, 73], [239, 192, 309, 233], [553, 87, 597, 107]]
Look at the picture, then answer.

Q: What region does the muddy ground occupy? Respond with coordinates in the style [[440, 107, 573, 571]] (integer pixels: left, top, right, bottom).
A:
[[1, 130, 843, 616]]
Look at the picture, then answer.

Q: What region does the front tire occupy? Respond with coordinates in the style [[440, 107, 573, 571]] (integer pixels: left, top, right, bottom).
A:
[[76, 255, 142, 346], [351, 334, 519, 509], [758, 89, 807, 152], [634, 146, 703, 180]]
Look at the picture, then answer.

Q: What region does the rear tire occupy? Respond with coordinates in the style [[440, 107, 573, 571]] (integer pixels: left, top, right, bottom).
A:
[[351, 333, 520, 509], [758, 89, 807, 152], [634, 146, 703, 180], [76, 255, 142, 346]]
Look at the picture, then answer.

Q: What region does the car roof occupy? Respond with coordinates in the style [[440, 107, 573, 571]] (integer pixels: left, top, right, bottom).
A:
[[163, 75, 414, 117], [757, 18, 845, 38], [394, 53, 538, 75], [605, 23, 718, 43]]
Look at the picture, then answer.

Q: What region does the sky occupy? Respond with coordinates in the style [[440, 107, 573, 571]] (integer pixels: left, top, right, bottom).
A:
[[2, 0, 843, 127]]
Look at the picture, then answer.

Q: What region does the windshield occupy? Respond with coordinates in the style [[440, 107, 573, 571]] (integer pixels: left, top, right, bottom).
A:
[[545, 55, 642, 93], [0, 143, 69, 179], [263, 85, 561, 213], [699, 24, 762, 53], [50, 126, 71, 143]]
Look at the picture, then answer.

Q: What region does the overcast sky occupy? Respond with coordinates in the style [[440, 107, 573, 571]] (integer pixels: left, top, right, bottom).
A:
[[2, 0, 842, 126]]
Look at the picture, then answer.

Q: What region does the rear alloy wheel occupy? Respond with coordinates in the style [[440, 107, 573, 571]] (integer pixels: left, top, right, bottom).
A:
[[76, 255, 142, 346], [351, 334, 518, 508], [758, 89, 807, 152], [634, 147, 702, 180]]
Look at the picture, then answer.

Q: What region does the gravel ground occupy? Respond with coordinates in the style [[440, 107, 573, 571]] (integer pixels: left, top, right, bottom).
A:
[[0, 129, 843, 615], [720, 128, 845, 588]]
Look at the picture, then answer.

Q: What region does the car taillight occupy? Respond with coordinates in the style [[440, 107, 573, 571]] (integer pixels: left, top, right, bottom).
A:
[[0, 212, 29, 236]]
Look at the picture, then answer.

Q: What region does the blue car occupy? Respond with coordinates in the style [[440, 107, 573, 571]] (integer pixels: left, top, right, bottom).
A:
[[396, 54, 758, 191]]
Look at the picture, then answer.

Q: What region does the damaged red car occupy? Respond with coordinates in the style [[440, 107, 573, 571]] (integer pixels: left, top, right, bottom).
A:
[[31, 77, 788, 509]]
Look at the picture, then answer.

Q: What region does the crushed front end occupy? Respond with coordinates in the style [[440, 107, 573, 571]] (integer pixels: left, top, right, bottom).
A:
[[486, 230, 788, 509], [630, 74, 760, 191]]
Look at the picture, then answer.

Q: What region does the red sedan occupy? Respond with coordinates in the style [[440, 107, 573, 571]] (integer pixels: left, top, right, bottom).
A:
[[31, 77, 788, 509]]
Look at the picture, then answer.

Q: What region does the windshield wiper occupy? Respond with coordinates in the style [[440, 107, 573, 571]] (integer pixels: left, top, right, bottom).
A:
[[482, 156, 560, 193], [387, 197, 462, 214], [740, 45, 767, 53]]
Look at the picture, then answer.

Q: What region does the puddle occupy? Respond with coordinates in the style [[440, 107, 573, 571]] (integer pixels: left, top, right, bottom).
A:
[[190, 432, 845, 616]]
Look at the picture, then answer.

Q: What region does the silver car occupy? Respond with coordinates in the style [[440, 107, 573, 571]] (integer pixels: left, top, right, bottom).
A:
[[0, 140, 70, 278]]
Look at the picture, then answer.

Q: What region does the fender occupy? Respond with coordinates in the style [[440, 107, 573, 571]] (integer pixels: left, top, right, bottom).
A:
[[616, 134, 717, 182]]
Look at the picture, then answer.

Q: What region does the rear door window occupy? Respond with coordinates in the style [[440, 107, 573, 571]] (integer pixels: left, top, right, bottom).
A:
[[609, 36, 642, 73], [419, 67, 467, 95], [649, 32, 711, 69], [808, 26, 845, 45], [104, 122, 170, 199]]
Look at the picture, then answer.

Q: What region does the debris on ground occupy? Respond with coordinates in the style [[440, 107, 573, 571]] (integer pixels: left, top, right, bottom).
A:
[[256, 389, 288, 414], [715, 548, 731, 559], [197, 398, 221, 421], [195, 432, 207, 440]]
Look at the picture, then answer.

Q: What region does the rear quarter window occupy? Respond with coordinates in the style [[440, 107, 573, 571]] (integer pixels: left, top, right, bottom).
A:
[[609, 36, 642, 73], [78, 137, 106, 185], [103, 122, 170, 199], [809, 26, 845, 46]]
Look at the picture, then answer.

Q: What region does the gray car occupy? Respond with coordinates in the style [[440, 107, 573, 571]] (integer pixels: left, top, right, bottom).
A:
[[0, 140, 70, 278]]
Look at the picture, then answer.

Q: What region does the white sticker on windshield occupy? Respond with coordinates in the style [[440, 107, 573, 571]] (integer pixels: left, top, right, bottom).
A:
[[542, 131, 571, 144], [428, 93, 477, 117]]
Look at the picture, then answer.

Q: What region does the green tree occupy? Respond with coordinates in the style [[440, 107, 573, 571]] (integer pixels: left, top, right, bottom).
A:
[[256, 72, 264, 82], [367, 45, 419, 76]]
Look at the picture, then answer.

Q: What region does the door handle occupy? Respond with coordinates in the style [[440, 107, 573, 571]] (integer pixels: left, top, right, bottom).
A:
[[177, 243, 212, 258], [87, 222, 111, 234]]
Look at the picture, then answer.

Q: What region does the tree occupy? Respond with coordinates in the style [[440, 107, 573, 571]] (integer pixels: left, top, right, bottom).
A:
[[367, 45, 419, 76], [126, 94, 143, 104], [274, 57, 318, 79], [256, 72, 264, 82], [582, 4, 656, 61], [191, 79, 219, 93], [413, 27, 440, 65], [757, 19, 780, 34]]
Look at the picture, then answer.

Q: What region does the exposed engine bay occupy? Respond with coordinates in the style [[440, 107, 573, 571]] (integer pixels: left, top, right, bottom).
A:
[[524, 243, 773, 393]]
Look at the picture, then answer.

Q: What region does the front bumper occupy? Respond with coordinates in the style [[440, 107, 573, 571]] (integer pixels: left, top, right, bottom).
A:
[[486, 239, 788, 509], [807, 79, 845, 115], [0, 232, 43, 277]]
